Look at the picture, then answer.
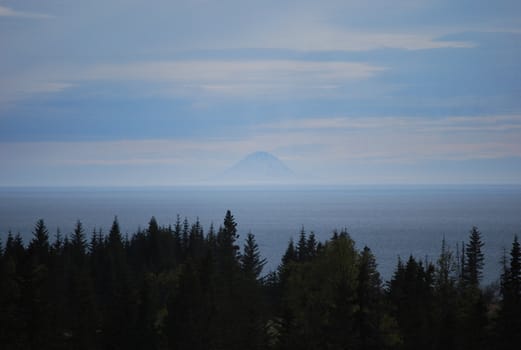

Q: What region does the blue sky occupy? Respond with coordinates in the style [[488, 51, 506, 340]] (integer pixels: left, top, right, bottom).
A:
[[1, 0, 520, 185]]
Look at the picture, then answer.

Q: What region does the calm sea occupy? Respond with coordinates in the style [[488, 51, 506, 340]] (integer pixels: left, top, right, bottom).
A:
[[1, 185, 520, 283]]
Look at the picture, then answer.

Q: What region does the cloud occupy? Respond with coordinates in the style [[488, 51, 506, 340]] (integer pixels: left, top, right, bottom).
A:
[[254, 114, 521, 164], [0, 78, 72, 107], [85, 60, 385, 97], [0, 60, 385, 104], [0, 5, 53, 19], [1, 110, 521, 185], [161, 1, 476, 51], [260, 115, 521, 133], [230, 26, 475, 52], [2, 114, 521, 172]]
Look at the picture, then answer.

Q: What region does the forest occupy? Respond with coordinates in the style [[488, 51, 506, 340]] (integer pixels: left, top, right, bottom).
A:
[[0, 210, 520, 350]]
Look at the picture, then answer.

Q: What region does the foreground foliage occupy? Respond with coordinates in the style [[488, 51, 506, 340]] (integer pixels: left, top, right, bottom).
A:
[[0, 211, 519, 349]]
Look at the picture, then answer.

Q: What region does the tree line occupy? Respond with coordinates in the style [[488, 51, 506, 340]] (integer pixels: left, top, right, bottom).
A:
[[0, 210, 520, 349]]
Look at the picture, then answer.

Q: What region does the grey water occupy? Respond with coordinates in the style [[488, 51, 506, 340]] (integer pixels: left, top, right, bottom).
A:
[[1, 185, 520, 283]]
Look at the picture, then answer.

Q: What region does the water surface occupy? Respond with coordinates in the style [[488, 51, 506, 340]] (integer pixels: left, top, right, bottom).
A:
[[1, 185, 520, 282]]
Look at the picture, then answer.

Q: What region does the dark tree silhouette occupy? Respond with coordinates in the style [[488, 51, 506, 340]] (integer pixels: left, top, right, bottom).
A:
[[0, 215, 507, 350], [463, 226, 484, 288], [241, 232, 266, 279], [498, 235, 521, 349]]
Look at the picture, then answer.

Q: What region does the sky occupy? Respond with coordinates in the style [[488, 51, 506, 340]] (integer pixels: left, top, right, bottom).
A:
[[0, 0, 520, 186]]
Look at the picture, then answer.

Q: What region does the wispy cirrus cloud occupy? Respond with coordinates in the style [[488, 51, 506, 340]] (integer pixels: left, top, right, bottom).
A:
[[260, 115, 521, 133], [2, 114, 521, 170], [226, 25, 476, 52], [171, 1, 476, 52], [0, 59, 385, 104], [0, 5, 53, 19], [85, 60, 385, 97], [253, 114, 521, 165]]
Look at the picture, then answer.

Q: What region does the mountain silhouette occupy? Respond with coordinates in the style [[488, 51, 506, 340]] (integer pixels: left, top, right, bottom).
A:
[[217, 151, 296, 185]]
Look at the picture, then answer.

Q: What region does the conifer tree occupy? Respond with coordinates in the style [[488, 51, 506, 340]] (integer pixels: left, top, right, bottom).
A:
[[434, 238, 458, 350], [498, 235, 521, 348], [103, 216, 136, 349], [241, 232, 266, 279], [436, 237, 457, 290], [0, 232, 24, 348], [28, 219, 50, 264], [182, 217, 190, 251], [207, 222, 217, 250], [52, 227, 64, 255], [217, 210, 240, 261], [89, 228, 98, 255], [508, 235, 521, 296], [356, 246, 384, 349], [4, 232, 25, 265], [388, 256, 436, 350], [71, 220, 87, 262], [25, 219, 53, 348], [147, 216, 160, 270], [457, 229, 488, 350], [68, 220, 97, 348], [297, 226, 308, 261], [4, 231, 14, 257], [307, 232, 317, 259], [108, 216, 123, 250], [282, 238, 297, 266], [463, 226, 484, 288]]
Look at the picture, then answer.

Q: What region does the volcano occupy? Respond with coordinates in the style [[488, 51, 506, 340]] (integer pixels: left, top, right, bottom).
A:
[[218, 151, 296, 184]]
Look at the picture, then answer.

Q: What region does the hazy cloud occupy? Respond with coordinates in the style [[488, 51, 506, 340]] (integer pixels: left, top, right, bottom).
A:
[[86, 60, 385, 97], [1, 113, 520, 184], [261, 115, 521, 133], [222, 25, 475, 52], [0, 60, 385, 103], [0, 5, 53, 19]]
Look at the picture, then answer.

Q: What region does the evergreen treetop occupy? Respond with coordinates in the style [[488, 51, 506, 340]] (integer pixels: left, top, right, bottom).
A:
[[463, 226, 484, 288]]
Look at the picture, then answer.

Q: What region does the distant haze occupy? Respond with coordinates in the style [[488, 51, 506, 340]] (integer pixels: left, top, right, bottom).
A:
[[0, 1, 520, 186], [212, 151, 301, 185]]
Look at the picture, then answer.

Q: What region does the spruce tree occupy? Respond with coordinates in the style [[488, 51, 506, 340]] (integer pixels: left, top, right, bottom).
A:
[[182, 217, 190, 252], [436, 237, 457, 290], [103, 216, 136, 349], [207, 223, 217, 250], [509, 235, 521, 296], [434, 238, 458, 350], [4, 231, 14, 257], [69, 220, 97, 348], [217, 210, 240, 261], [71, 220, 87, 262], [388, 256, 436, 350], [463, 226, 484, 288], [0, 232, 24, 348], [307, 232, 317, 259], [281, 238, 297, 266], [296, 226, 308, 261], [498, 235, 521, 349], [108, 216, 123, 250], [4, 232, 25, 265], [28, 219, 50, 265], [356, 246, 384, 349], [147, 216, 160, 270], [458, 227, 488, 350], [172, 215, 183, 262], [52, 228, 64, 255], [25, 219, 53, 348], [241, 232, 266, 279]]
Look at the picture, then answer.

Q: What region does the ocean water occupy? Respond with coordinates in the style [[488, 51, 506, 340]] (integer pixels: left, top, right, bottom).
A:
[[1, 185, 520, 283]]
